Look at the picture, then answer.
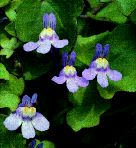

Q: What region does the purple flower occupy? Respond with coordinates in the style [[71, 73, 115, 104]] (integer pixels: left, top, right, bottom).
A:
[[82, 43, 122, 88], [3, 94, 49, 139], [52, 51, 89, 93], [23, 13, 68, 54], [28, 139, 43, 148]]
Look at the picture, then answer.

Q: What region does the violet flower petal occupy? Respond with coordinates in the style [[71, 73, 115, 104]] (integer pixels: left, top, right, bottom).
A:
[[97, 72, 108, 88], [3, 113, 22, 131], [31, 93, 38, 104], [52, 39, 68, 48], [107, 70, 122, 81], [62, 52, 68, 67], [82, 68, 97, 80], [23, 42, 39, 52], [21, 121, 35, 139], [68, 51, 76, 66], [103, 44, 110, 57], [75, 76, 89, 87], [32, 112, 49, 131], [66, 78, 78, 93], [52, 76, 66, 84], [36, 40, 51, 54]]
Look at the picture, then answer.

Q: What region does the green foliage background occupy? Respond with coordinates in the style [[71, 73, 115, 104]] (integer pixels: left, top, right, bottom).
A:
[[0, 0, 136, 147]]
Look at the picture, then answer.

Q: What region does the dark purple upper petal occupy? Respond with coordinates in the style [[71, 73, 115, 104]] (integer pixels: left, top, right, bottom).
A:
[[49, 13, 56, 30], [43, 13, 56, 30], [103, 44, 109, 57], [95, 43, 103, 57], [36, 143, 43, 148], [28, 139, 36, 148], [68, 51, 76, 66], [31, 93, 38, 104], [43, 13, 49, 28], [62, 52, 68, 67], [19, 95, 31, 107]]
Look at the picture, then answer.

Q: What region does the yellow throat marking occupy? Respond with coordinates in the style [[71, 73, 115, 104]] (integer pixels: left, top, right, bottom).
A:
[[95, 58, 109, 68], [64, 65, 76, 75], [40, 27, 54, 37], [21, 107, 36, 117]]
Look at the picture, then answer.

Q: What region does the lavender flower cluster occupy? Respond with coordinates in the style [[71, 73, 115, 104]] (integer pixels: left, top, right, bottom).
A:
[[3, 13, 122, 141]]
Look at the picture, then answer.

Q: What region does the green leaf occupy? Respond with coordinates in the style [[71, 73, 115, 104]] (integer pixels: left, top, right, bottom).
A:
[[116, 0, 136, 16], [22, 54, 53, 80], [0, 74, 25, 96], [98, 24, 136, 99], [0, 36, 19, 58], [74, 31, 110, 67], [0, 0, 10, 7], [34, 140, 55, 148], [74, 24, 136, 99], [15, 0, 83, 50], [87, 0, 100, 8], [5, 22, 16, 36], [42, 140, 55, 148], [0, 63, 9, 80], [95, 1, 127, 24], [130, 9, 136, 24], [67, 83, 110, 131], [0, 114, 26, 148], [5, 0, 22, 21], [0, 91, 19, 111]]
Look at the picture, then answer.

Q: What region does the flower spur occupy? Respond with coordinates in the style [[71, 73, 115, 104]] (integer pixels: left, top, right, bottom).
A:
[[52, 51, 89, 93], [82, 43, 122, 88], [23, 13, 68, 54], [3, 93, 49, 139]]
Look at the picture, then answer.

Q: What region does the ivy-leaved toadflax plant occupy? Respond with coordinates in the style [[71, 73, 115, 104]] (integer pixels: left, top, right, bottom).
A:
[[82, 43, 122, 88], [52, 51, 89, 93], [23, 13, 69, 54], [3, 93, 49, 139]]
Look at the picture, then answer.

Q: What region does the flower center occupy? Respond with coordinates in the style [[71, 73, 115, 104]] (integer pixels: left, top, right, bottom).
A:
[[95, 58, 109, 69], [40, 27, 54, 38], [63, 65, 76, 76], [21, 107, 36, 118]]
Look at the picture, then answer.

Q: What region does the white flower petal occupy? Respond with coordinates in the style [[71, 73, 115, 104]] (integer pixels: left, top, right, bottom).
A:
[[52, 39, 68, 48], [21, 121, 35, 139], [66, 78, 78, 93], [82, 68, 97, 80], [23, 42, 39, 52], [51, 76, 66, 84], [36, 40, 51, 54], [107, 70, 122, 81], [3, 113, 22, 131], [32, 113, 49, 131], [97, 72, 108, 88]]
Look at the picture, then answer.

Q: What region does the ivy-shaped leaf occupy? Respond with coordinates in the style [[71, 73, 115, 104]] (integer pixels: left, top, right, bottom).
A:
[[0, 33, 19, 58], [67, 82, 110, 131], [0, 74, 25, 96], [0, 63, 9, 80], [0, 0, 10, 8], [0, 91, 19, 111], [5, 0, 22, 21]]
